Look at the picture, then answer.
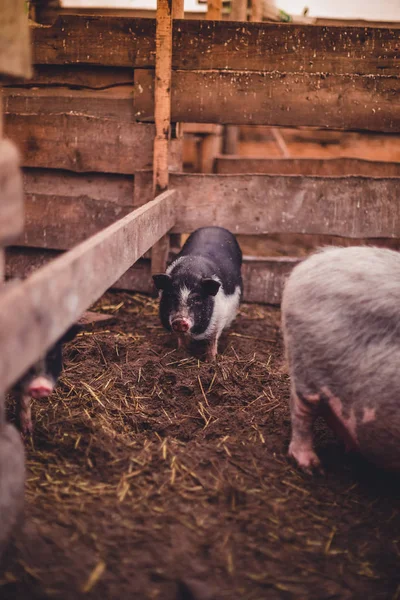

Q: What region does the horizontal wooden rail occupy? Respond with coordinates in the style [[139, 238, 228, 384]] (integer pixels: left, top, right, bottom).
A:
[[3, 18, 396, 132], [0, 190, 175, 393], [13, 170, 400, 251], [5, 247, 301, 305], [134, 69, 400, 131], [3, 91, 182, 175], [215, 157, 400, 177], [31, 17, 399, 76], [134, 172, 400, 238]]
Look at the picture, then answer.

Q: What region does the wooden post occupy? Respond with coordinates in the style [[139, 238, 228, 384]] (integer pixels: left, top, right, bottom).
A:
[[151, 0, 173, 275], [223, 0, 248, 155], [206, 0, 223, 20], [170, 0, 183, 253], [251, 0, 262, 21], [230, 0, 247, 21], [172, 0, 184, 18]]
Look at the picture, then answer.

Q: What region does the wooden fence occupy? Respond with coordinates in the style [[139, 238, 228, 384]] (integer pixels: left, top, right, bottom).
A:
[[4, 14, 400, 309]]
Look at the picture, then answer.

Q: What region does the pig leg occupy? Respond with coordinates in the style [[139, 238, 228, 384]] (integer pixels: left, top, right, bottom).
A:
[[205, 334, 218, 362], [288, 386, 322, 473], [18, 394, 33, 436]]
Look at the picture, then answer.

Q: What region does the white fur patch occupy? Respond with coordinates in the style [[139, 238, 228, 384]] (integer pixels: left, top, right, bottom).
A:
[[166, 256, 186, 276], [192, 285, 241, 341], [179, 285, 191, 307]]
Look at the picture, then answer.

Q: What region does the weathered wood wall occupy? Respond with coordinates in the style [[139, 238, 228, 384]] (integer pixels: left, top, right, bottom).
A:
[[4, 15, 400, 305]]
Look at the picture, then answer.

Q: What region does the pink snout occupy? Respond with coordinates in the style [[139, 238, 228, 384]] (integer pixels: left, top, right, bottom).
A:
[[26, 376, 55, 399], [171, 318, 190, 333]]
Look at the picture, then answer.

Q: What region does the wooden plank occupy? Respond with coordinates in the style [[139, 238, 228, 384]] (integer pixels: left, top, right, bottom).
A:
[[242, 256, 301, 304], [165, 173, 400, 238], [134, 69, 400, 132], [250, 0, 262, 22], [0, 190, 176, 392], [0, 139, 24, 245], [206, 0, 222, 20], [4, 111, 154, 174], [17, 169, 132, 249], [0, 0, 31, 78], [6, 247, 154, 294], [230, 0, 247, 21], [3, 86, 134, 122], [215, 157, 400, 176], [25, 170, 400, 241], [5, 246, 301, 305], [31, 17, 400, 76], [172, 0, 184, 18]]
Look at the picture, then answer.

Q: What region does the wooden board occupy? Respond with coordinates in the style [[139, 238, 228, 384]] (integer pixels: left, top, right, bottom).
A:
[[165, 173, 400, 238], [4, 112, 154, 174], [3, 88, 182, 173], [5, 246, 301, 305], [151, 0, 173, 274], [18, 169, 133, 249], [134, 69, 400, 132], [0, 190, 176, 393], [242, 256, 301, 304], [0, 139, 25, 246], [0, 1, 31, 78], [215, 157, 400, 176], [6, 247, 154, 294], [19, 170, 400, 248], [31, 17, 399, 76], [3, 86, 134, 121]]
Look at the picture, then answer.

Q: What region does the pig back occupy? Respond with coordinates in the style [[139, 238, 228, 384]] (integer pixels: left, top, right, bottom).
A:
[[282, 246, 400, 469]]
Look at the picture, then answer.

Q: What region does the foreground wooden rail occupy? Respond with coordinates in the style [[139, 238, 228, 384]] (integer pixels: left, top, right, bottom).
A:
[[0, 190, 175, 394]]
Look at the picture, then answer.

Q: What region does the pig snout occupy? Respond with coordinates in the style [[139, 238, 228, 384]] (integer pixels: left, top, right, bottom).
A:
[[171, 318, 191, 333], [26, 376, 55, 399]]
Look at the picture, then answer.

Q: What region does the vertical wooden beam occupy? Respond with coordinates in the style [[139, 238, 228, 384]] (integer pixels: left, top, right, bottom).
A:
[[223, 0, 247, 155], [251, 0, 262, 21], [171, 0, 184, 252], [206, 0, 223, 20], [151, 0, 173, 275], [230, 0, 247, 21], [172, 0, 184, 18]]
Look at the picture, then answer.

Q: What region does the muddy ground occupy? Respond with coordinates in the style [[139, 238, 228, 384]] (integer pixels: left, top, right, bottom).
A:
[[1, 292, 399, 600]]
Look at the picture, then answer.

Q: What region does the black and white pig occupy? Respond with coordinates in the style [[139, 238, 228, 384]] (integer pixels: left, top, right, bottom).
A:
[[13, 324, 82, 435], [153, 227, 243, 360], [282, 246, 400, 473]]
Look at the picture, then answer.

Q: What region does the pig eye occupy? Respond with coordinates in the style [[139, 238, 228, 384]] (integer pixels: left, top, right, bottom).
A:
[[190, 294, 202, 304]]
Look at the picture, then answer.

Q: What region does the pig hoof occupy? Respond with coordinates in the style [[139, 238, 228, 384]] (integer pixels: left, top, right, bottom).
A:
[[288, 444, 323, 475]]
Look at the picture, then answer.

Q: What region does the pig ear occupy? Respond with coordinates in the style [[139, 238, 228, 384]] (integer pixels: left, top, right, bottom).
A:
[[152, 274, 172, 291], [60, 324, 83, 343], [202, 278, 221, 297]]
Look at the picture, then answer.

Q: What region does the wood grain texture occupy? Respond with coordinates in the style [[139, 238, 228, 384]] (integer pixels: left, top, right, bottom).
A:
[[242, 256, 301, 304], [31, 17, 399, 76], [151, 0, 173, 275], [215, 157, 400, 176], [0, 139, 24, 245], [134, 69, 400, 131], [4, 111, 154, 174], [164, 173, 400, 238], [5, 246, 301, 305], [6, 247, 154, 294], [17, 169, 133, 249], [0, 190, 176, 392]]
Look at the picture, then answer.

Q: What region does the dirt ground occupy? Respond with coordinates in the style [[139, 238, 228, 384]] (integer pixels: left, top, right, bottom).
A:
[[1, 292, 399, 600]]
